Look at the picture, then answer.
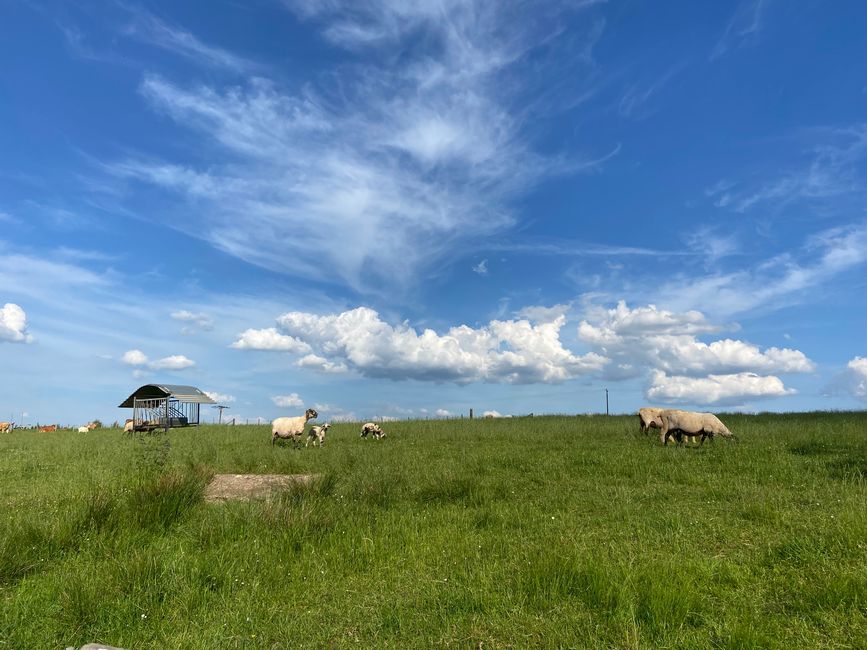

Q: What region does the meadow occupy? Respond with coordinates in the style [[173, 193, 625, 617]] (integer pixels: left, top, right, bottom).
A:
[[1, 412, 865, 649]]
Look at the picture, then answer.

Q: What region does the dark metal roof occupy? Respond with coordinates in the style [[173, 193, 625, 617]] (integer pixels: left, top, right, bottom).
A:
[[118, 384, 216, 408]]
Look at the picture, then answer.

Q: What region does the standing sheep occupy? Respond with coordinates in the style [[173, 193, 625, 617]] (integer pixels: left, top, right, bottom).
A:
[[639, 407, 696, 444], [306, 423, 330, 448], [659, 410, 734, 446], [272, 408, 318, 447]]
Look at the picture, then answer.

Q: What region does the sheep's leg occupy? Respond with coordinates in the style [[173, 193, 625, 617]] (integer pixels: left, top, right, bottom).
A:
[[659, 425, 669, 446]]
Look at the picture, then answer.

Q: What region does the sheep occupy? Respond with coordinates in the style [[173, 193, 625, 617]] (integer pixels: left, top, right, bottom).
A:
[[360, 422, 385, 439], [639, 407, 696, 444], [77, 426, 89, 433], [658, 410, 735, 446], [306, 423, 330, 448], [0, 421, 13, 433], [271, 408, 318, 447], [123, 419, 135, 434]]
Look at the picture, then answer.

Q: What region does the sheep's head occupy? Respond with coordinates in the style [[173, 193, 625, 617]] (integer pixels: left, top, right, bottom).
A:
[[306, 408, 319, 420], [322, 423, 330, 432]]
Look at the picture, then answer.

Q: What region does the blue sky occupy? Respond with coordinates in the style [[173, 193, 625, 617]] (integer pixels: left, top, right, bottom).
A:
[[1, 0, 866, 426]]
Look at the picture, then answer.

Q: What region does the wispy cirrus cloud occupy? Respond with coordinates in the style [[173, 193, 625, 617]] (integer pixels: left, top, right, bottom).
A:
[[106, 0, 610, 294], [711, 0, 771, 60]]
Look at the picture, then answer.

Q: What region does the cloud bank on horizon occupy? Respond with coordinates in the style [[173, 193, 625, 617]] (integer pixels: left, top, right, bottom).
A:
[[0, 0, 865, 423]]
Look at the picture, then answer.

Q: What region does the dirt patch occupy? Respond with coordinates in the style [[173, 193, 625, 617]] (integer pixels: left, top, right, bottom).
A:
[[204, 474, 321, 502]]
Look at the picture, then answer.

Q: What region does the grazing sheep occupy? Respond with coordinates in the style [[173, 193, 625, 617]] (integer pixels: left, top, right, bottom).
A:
[[306, 423, 330, 448], [272, 408, 318, 447], [360, 422, 385, 439], [639, 407, 696, 444], [123, 419, 135, 434], [659, 410, 734, 446], [77, 426, 89, 433], [0, 421, 13, 433]]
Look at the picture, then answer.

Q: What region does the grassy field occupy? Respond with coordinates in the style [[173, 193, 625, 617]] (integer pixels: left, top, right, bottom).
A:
[[1, 412, 865, 649]]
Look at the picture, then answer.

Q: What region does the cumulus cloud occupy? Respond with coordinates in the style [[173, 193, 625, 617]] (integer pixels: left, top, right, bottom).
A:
[[435, 408, 454, 417], [254, 306, 607, 384], [121, 349, 149, 366], [647, 371, 795, 406], [120, 349, 195, 371], [296, 354, 349, 374], [231, 328, 312, 353], [0, 303, 33, 343], [578, 301, 814, 378], [482, 410, 503, 418], [841, 356, 867, 401], [272, 393, 304, 408]]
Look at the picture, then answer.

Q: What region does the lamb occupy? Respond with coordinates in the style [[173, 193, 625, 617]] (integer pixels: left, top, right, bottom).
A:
[[306, 423, 330, 448], [658, 410, 735, 446], [360, 422, 385, 439], [271, 408, 318, 447]]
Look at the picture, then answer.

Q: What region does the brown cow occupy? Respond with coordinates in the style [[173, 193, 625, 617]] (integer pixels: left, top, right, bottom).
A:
[[38, 424, 58, 432]]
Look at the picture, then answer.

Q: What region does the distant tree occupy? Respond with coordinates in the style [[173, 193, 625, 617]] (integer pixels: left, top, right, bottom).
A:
[[92, 419, 104, 429]]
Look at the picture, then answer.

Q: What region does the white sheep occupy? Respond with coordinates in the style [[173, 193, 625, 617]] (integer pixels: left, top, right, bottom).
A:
[[77, 426, 89, 433], [123, 419, 135, 434], [360, 422, 385, 439], [639, 407, 696, 444], [272, 408, 318, 447], [658, 410, 735, 446], [306, 423, 330, 448]]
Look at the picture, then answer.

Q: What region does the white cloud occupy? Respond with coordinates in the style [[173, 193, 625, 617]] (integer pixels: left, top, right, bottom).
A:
[[107, 1, 607, 294], [204, 391, 235, 404], [647, 371, 795, 406], [711, 0, 769, 60], [296, 354, 349, 374], [121, 349, 195, 371], [272, 393, 304, 408], [651, 223, 867, 319], [844, 356, 867, 401], [0, 303, 34, 343], [123, 7, 255, 72], [577, 301, 811, 404], [231, 328, 312, 353], [578, 301, 814, 377], [264, 306, 607, 384], [149, 354, 195, 370], [171, 310, 214, 332], [482, 410, 503, 418], [435, 408, 453, 417], [472, 259, 489, 275], [121, 349, 149, 366]]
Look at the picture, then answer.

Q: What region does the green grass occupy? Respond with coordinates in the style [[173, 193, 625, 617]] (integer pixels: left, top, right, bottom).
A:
[[1, 412, 865, 648]]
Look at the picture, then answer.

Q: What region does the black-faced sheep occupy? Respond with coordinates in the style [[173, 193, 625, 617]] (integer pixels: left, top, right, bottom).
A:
[[272, 408, 318, 447]]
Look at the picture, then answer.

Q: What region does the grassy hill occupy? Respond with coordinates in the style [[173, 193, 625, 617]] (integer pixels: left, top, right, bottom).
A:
[[1, 412, 865, 648]]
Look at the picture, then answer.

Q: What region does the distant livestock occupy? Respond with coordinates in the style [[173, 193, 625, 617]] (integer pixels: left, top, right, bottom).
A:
[[77, 426, 89, 433], [306, 423, 330, 448], [272, 408, 318, 447], [659, 410, 734, 446], [123, 419, 135, 434], [360, 422, 386, 439], [38, 425, 58, 432], [0, 421, 13, 433]]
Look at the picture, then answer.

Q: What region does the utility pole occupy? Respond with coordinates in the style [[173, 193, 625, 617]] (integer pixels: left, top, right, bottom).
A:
[[605, 388, 609, 416], [213, 405, 229, 424]]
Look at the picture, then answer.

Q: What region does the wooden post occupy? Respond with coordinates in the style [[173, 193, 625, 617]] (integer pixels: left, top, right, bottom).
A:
[[469, 408, 474, 420], [605, 388, 609, 416]]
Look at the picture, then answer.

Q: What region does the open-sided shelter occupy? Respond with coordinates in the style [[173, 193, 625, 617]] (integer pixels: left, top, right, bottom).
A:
[[119, 384, 215, 431]]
